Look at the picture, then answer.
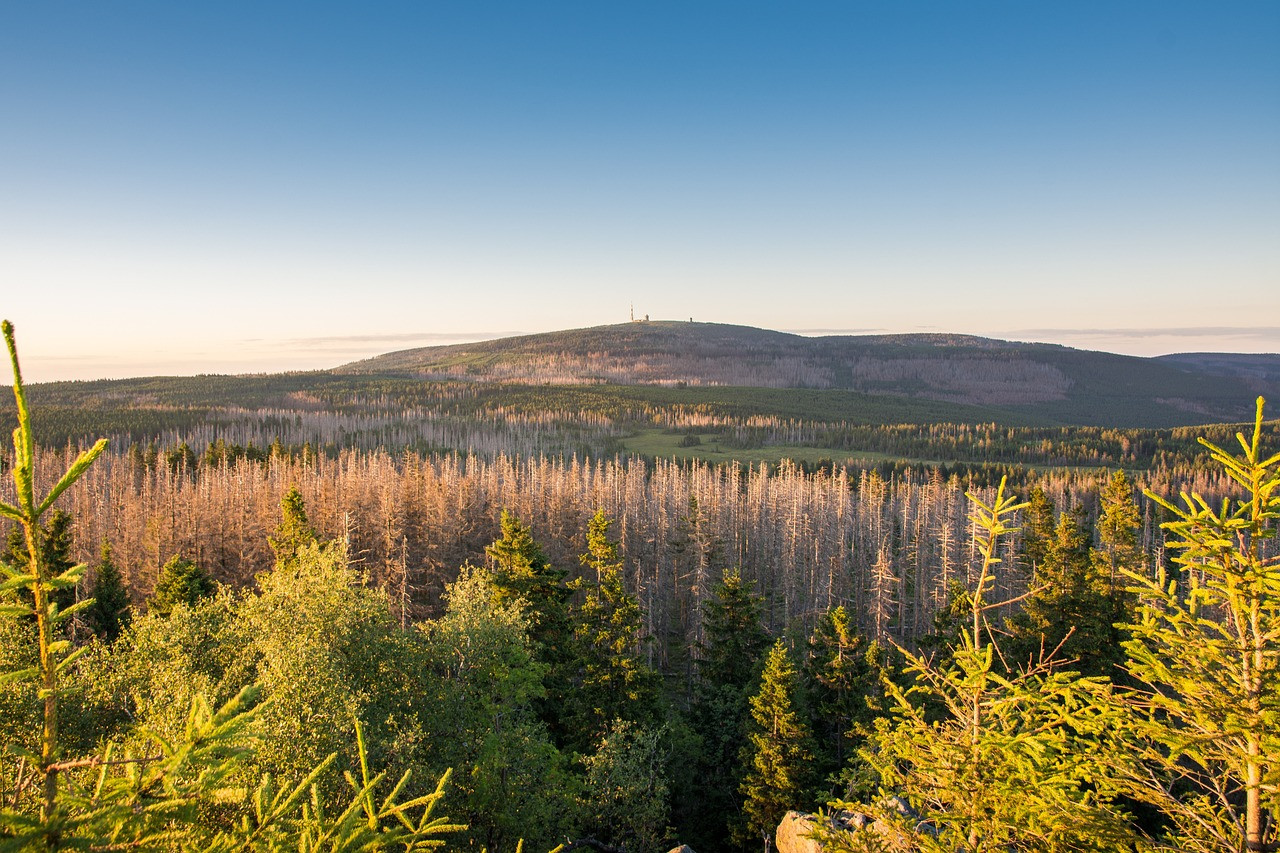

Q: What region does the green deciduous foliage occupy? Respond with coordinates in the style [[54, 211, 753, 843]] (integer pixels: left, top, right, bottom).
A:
[[110, 586, 251, 740], [580, 720, 672, 853], [1119, 398, 1280, 853], [115, 538, 443, 806], [0, 605, 39, 781], [0, 320, 462, 851], [43, 546, 463, 851], [740, 639, 814, 850], [421, 565, 574, 852], [242, 540, 431, 795]]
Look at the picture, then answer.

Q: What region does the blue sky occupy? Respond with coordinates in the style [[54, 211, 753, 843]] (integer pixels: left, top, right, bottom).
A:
[[2, 1, 1277, 381]]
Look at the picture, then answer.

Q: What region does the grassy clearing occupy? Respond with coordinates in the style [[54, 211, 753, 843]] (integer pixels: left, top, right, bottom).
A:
[[615, 428, 1155, 474], [617, 428, 895, 466]]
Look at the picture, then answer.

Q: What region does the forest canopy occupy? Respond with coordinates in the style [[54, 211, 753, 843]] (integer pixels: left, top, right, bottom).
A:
[[1, 320, 1278, 853]]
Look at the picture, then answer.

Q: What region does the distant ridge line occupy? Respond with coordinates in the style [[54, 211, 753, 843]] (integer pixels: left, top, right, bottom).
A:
[[335, 321, 1280, 427]]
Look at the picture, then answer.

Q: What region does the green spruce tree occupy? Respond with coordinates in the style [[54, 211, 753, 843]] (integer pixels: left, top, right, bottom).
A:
[[699, 568, 769, 691], [805, 606, 863, 781], [0, 322, 108, 827], [804, 606, 900, 799], [268, 485, 319, 571], [486, 509, 569, 642], [164, 441, 198, 474], [5, 508, 77, 616], [1093, 469, 1142, 622], [485, 509, 574, 744], [681, 568, 770, 852], [568, 509, 660, 750], [87, 540, 131, 641], [1120, 398, 1279, 853], [1007, 505, 1119, 676], [1095, 471, 1142, 585], [149, 555, 214, 617], [1018, 485, 1057, 578], [826, 478, 1139, 852], [740, 639, 815, 851], [917, 579, 977, 671]]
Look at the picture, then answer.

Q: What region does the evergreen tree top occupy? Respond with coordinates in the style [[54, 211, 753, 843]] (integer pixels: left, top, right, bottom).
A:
[[149, 555, 215, 618], [700, 568, 769, 691], [580, 508, 623, 579], [487, 509, 553, 576], [268, 485, 319, 571]]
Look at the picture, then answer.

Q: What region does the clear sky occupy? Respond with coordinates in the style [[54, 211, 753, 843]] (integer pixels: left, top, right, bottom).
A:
[[2, 1, 1277, 382]]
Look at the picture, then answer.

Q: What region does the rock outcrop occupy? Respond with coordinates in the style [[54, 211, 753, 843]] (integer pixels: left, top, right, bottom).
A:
[[776, 811, 825, 853], [776, 804, 918, 853], [775, 810, 875, 853]]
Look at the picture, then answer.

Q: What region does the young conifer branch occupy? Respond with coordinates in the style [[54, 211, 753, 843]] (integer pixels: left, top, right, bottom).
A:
[[1129, 396, 1279, 853], [963, 476, 1029, 655], [3, 320, 108, 822]]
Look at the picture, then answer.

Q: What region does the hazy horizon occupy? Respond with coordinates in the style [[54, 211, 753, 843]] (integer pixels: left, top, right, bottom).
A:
[[7, 319, 1279, 384]]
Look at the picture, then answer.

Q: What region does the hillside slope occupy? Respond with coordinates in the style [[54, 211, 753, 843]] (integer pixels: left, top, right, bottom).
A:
[[1155, 352, 1280, 389], [339, 321, 1276, 427]]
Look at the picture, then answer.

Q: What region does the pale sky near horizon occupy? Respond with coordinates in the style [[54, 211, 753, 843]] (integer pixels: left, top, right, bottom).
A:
[[2, 2, 1278, 382]]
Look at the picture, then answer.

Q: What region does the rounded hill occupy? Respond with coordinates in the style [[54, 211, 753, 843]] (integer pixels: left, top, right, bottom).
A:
[[336, 321, 1277, 426]]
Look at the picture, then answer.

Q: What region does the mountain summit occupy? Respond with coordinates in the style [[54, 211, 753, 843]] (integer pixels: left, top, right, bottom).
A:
[[338, 321, 1280, 427]]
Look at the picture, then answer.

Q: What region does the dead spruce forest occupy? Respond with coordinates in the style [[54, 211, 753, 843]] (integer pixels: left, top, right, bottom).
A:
[[2, 321, 1279, 853]]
